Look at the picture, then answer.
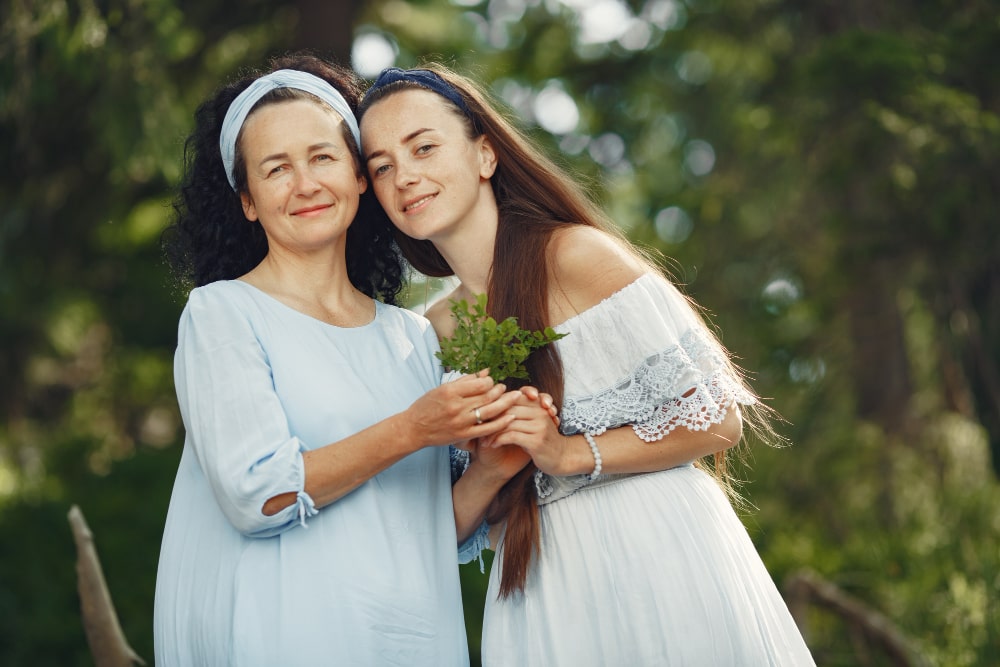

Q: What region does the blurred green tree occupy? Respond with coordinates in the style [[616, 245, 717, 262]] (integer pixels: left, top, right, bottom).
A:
[[357, 1, 999, 664], [0, 0, 363, 662]]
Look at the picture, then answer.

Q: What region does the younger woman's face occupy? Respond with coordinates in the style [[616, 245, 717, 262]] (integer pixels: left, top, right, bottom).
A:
[[360, 88, 496, 243]]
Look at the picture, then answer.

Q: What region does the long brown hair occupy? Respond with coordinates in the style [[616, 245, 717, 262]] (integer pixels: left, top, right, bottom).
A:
[[359, 64, 774, 598]]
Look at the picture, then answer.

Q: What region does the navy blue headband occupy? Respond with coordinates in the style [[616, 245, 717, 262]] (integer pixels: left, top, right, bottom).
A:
[[368, 67, 472, 118]]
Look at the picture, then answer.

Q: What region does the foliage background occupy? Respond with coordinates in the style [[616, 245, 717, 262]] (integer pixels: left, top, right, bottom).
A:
[[1, 0, 997, 665]]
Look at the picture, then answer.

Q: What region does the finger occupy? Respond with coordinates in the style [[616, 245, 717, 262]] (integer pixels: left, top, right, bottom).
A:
[[486, 416, 548, 447], [539, 394, 558, 420], [449, 373, 497, 397], [461, 382, 508, 409], [489, 440, 528, 452], [490, 429, 542, 450], [473, 390, 522, 423], [491, 421, 542, 441], [497, 402, 558, 426], [506, 403, 552, 420], [509, 392, 544, 409], [462, 385, 507, 419], [533, 392, 557, 414], [485, 383, 509, 402], [465, 412, 517, 439], [509, 392, 558, 420], [518, 387, 555, 412]]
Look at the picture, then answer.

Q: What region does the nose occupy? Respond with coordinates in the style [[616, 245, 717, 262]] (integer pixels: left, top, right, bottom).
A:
[[293, 166, 322, 194], [393, 158, 419, 190]]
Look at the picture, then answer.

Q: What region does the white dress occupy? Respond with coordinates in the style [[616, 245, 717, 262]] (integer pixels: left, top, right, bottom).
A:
[[481, 273, 814, 666], [154, 281, 470, 667]]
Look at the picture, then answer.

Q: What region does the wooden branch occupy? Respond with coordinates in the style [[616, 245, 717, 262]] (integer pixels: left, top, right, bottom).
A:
[[67, 505, 146, 667], [784, 569, 931, 667]]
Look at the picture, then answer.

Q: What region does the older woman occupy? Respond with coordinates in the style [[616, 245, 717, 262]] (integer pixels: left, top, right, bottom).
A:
[[153, 55, 539, 666]]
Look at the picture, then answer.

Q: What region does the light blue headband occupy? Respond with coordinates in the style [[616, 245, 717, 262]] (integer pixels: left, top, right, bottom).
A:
[[219, 69, 362, 190]]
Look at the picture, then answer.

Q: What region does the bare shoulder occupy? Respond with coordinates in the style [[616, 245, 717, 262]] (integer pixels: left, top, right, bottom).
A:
[[423, 284, 468, 340], [547, 225, 648, 323]]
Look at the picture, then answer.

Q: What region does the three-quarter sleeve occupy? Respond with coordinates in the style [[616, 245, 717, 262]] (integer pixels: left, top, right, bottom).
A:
[[449, 445, 492, 568], [458, 521, 490, 570], [173, 287, 315, 538]]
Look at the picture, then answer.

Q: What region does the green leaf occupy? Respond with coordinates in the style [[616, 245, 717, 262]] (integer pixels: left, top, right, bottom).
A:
[[435, 294, 568, 383]]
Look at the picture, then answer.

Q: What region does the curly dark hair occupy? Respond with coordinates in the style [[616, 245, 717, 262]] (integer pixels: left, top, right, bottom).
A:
[[162, 53, 404, 304]]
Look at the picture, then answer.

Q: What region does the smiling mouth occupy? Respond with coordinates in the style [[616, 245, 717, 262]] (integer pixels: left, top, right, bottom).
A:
[[403, 195, 435, 212], [292, 204, 332, 215]]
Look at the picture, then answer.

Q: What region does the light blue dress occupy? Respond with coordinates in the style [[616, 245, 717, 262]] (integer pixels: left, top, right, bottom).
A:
[[153, 280, 470, 667]]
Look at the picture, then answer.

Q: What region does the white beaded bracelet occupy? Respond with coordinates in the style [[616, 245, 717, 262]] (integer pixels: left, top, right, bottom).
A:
[[583, 431, 602, 480]]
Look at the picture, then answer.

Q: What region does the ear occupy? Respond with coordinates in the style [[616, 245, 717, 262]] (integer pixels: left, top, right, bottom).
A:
[[241, 192, 259, 222], [478, 135, 498, 179], [357, 173, 368, 195]]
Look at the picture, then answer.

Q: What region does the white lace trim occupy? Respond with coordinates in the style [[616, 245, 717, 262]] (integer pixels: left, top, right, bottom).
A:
[[560, 328, 755, 442], [535, 469, 555, 499]]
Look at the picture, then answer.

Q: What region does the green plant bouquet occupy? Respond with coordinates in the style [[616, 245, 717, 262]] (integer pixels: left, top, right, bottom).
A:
[[436, 293, 567, 383]]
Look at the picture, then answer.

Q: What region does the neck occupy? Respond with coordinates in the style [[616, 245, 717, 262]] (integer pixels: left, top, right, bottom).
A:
[[431, 185, 498, 296], [245, 243, 361, 308]]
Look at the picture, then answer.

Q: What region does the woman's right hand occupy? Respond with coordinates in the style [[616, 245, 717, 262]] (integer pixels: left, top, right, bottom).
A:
[[463, 437, 531, 486], [404, 369, 522, 448], [482, 390, 580, 476]]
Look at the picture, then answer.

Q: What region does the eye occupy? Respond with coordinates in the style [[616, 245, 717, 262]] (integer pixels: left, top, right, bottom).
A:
[[267, 164, 286, 176], [315, 153, 334, 163], [415, 143, 435, 155], [371, 163, 392, 177]]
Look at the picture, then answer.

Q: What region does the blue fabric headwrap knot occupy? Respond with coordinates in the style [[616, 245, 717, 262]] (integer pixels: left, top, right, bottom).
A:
[[367, 67, 472, 119], [219, 69, 362, 190]]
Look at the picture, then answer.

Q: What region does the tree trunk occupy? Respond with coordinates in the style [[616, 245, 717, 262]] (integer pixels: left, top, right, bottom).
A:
[[292, 0, 365, 66], [68, 505, 145, 667], [846, 260, 913, 433], [784, 569, 931, 667]]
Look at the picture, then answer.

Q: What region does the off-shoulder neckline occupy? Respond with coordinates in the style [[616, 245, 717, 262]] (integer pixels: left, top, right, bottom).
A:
[[553, 272, 659, 331]]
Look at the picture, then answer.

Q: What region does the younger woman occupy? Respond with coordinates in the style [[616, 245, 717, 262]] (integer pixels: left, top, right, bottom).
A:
[[359, 66, 815, 666]]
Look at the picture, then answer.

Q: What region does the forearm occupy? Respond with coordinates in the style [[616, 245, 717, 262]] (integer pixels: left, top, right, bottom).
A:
[[451, 459, 512, 542], [262, 412, 419, 515], [552, 406, 743, 477], [264, 375, 522, 516]]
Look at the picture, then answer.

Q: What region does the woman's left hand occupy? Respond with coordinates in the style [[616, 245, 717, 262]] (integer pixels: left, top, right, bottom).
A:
[[519, 386, 560, 427], [482, 391, 572, 475]]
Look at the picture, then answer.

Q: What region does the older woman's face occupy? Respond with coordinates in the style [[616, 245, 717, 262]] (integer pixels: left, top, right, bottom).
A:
[[239, 99, 366, 256], [360, 88, 496, 243]]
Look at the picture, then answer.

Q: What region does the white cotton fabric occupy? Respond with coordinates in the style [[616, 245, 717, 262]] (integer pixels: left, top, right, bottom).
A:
[[481, 273, 814, 666], [153, 280, 469, 667]]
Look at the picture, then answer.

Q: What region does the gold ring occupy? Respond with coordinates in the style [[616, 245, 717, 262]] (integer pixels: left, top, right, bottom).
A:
[[474, 407, 483, 425]]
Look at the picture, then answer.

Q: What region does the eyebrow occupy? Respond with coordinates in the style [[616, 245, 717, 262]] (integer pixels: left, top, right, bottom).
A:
[[257, 142, 339, 167], [365, 128, 433, 163]]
